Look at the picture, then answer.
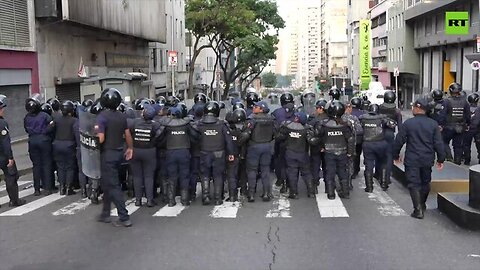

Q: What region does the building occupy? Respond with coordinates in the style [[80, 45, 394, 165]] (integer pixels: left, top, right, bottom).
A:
[[369, 0, 393, 88], [186, 35, 218, 96], [0, 0, 37, 138], [404, 0, 480, 97]]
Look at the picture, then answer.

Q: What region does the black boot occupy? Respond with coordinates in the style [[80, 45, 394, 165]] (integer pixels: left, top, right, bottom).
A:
[[67, 185, 76, 195], [229, 189, 238, 202], [279, 181, 288, 193], [9, 199, 26, 207], [248, 188, 255, 202], [180, 190, 190, 206], [306, 179, 315, 198], [81, 186, 88, 198], [364, 172, 373, 193], [189, 188, 196, 202], [288, 181, 298, 199], [380, 169, 389, 191], [135, 199, 142, 207], [409, 189, 424, 219], [161, 180, 169, 203], [326, 183, 335, 200], [453, 157, 462, 165], [59, 184, 66, 196], [201, 178, 211, 205], [214, 184, 223, 206], [420, 188, 430, 212], [338, 180, 350, 199], [168, 182, 176, 207], [275, 178, 283, 187], [90, 189, 99, 204], [262, 183, 273, 202]]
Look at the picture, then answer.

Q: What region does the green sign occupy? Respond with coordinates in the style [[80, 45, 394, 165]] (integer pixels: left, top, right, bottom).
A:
[[359, 20, 371, 90], [445, 12, 469, 35]]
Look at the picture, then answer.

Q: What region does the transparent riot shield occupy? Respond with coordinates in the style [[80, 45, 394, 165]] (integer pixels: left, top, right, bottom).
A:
[[79, 110, 101, 180], [302, 93, 317, 118]]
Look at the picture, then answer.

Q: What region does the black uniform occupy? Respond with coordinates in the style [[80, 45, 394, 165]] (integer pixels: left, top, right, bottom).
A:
[[53, 115, 77, 194], [226, 118, 249, 199], [308, 112, 328, 188], [378, 103, 402, 186], [443, 96, 470, 164]]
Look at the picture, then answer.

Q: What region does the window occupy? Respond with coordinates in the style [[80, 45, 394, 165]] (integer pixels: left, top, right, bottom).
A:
[[0, 0, 30, 47], [425, 17, 432, 36]]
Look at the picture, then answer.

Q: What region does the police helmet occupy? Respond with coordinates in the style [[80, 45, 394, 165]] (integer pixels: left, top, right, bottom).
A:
[[383, 90, 396, 104], [301, 91, 315, 105], [325, 100, 345, 119], [219, 101, 226, 110], [431, 89, 444, 101], [166, 96, 180, 107], [362, 95, 369, 101], [25, 96, 41, 114], [246, 92, 259, 108], [167, 106, 183, 119], [194, 93, 207, 104], [315, 99, 328, 109], [177, 103, 188, 118], [156, 96, 166, 105], [176, 92, 185, 102], [100, 88, 122, 110], [47, 98, 60, 111], [90, 99, 104, 115], [61, 100, 75, 116], [204, 101, 221, 117], [148, 98, 155, 105], [460, 90, 467, 97], [368, 104, 380, 114], [117, 102, 127, 113], [232, 102, 245, 110], [0, 95, 7, 109], [448, 82, 462, 94], [143, 104, 156, 120], [350, 97, 363, 109], [40, 103, 53, 115], [329, 89, 341, 100], [280, 92, 294, 106], [135, 99, 150, 111], [82, 99, 94, 108], [468, 93, 480, 104]]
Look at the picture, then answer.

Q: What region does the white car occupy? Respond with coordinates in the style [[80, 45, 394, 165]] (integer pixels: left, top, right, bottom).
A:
[[364, 89, 387, 105]]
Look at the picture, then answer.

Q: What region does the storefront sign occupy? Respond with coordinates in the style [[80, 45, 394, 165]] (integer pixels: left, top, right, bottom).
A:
[[105, 53, 148, 68], [359, 20, 371, 90]]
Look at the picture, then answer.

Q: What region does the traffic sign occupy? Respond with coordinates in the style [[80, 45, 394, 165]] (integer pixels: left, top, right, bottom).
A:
[[472, 61, 480, 71], [168, 51, 178, 66], [394, 67, 400, 77]]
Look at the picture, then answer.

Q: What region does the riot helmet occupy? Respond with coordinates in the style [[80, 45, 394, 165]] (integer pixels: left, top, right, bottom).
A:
[[232, 102, 245, 110], [329, 89, 341, 100], [143, 104, 156, 121], [280, 92, 294, 106], [368, 104, 380, 114], [82, 99, 94, 108], [383, 90, 396, 104], [40, 103, 52, 115], [25, 95, 41, 114], [460, 90, 467, 97], [315, 99, 328, 109], [168, 106, 182, 119], [204, 101, 221, 117], [448, 82, 462, 94], [350, 97, 362, 109], [117, 102, 127, 113], [246, 92, 259, 108], [156, 96, 166, 105], [177, 103, 188, 118], [135, 99, 150, 111], [61, 100, 75, 116], [194, 93, 207, 104], [166, 96, 179, 107], [47, 98, 60, 111], [176, 92, 185, 102], [230, 108, 247, 124], [0, 95, 7, 109], [301, 91, 315, 105], [431, 89, 444, 101], [100, 88, 122, 110], [467, 93, 480, 104], [148, 98, 155, 105], [325, 100, 345, 119], [90, 99, 104, 115]]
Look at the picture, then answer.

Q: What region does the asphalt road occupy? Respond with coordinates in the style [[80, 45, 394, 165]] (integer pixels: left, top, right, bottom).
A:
[[1, 173, 480, 270]]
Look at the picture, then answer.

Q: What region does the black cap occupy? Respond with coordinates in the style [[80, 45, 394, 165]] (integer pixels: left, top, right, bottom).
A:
[[412, 98, 430, 111]]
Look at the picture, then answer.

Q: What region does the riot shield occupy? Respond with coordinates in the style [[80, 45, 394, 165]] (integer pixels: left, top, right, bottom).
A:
[[266, 94, 281, 112], [79, 109, 101, 180], [302, 93, 317, 117]]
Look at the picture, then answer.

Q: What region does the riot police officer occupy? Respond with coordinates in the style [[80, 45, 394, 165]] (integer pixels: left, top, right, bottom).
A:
[[361, 95, 371, 111], [41, 103, 53, 116], [316, 101, 354, 199], [153, 103, 169, 202], [129, 104, 161, 207], [462, 93, 479, 165], [443, 83, 470, 165], [393, 98, 445, 219], [24, 95, 54, 196], [349, 97, 365, 178], [47, 98, 61, 120], [188, 93, 207, 116], [308, 99, 328, 192], [329, 88, 341, 101], [96, 88, 133, 227], [342, 102, 363, 189], [0, 95, 26, 207], [226, 108, 249, 200], [245, 92, 260, 117], [52, 100, 77, 195], [378, 90, 402, 190], [194, 102, 234, 205], [359, 104, 393, 192], [428, 89, 447, 125], [276, 111, 316, 199], [245, 101, 276, 202], [188, 103, 204, 201]]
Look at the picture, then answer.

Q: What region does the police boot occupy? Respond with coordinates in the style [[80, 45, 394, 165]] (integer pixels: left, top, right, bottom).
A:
[[59, 184, 66, 196], [338, 180, 350, 199], [421, 188, 430, 212], [9, 198, 26, 207], [214, 185, 223, 206], [161, 181, 169, 203], [288, 182, 298, 199], [201, 178, 211, 205], [306, 179, 315, 198], [81, 186, 88, 198], [275, 178, 283, 187], [229, 189, 238, 202], [90, 190, 99, 204], [248, 187, 256, 203], [168, 183, 176, 207], [180, 190, 190, 206], [262, 185, 273, 202], [380, 169, 389, 191], [189, 188, 197, 202], [409, 189, 424, 219], [279, 180, 288, 193], [326, 183, 335, 200], [364, 173, 374, 193], [67, 185, 76, 196]]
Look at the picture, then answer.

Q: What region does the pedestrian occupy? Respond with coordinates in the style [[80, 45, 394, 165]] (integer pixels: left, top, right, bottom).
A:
[[95, 88, 133, 227], [462, 93, 479, 165], [393, 98, 445, 219], [194, 101, 234, 205], [244, 101, 276, 202], [24, 95, 54, 196], [443, 83, 470, 165], [0, 95, 26, 207], [129, 104, 161, 207], [316, 101, 354, 199], [52, 100, 77, 195]]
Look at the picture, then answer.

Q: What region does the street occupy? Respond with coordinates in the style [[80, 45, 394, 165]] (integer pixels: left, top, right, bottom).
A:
[[1, 173, 480, 270]]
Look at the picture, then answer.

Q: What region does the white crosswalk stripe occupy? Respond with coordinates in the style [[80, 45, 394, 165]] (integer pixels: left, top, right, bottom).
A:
[[0, 193, 64, 216], [52, 198, 91, 216], [210, 201, 242, 218], [315, 181, 349, 218], [266, 186, 292, 218], [358, 180, 407, 216], [0, 185, 34, 205], [0, 181, 30, 192], [153, 197, 188, 217], [111, 198, 142, 217]]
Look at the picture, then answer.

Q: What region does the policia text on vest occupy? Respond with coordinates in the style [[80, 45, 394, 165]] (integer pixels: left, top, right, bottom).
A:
[[445, 12, 469, 35]]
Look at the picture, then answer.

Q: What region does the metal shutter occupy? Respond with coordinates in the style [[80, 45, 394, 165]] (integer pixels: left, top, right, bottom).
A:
[[56, 83, 81, 103], [0, 0, 30, 47]]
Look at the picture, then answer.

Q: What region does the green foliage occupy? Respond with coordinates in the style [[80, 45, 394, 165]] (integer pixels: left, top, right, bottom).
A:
[[262, 72, 277, 88], [276, 74, 295, 88]]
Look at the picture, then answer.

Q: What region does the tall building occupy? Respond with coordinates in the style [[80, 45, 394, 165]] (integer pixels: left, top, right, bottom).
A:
[[347, 0, 371, 88], [369, 0, 393, 88]]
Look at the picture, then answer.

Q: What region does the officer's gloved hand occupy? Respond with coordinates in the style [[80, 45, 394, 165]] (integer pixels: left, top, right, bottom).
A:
[[385, 120, 397, 129]]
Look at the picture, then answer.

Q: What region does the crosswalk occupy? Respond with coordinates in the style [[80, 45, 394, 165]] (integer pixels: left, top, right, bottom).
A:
[[0, 180, 411, 219]]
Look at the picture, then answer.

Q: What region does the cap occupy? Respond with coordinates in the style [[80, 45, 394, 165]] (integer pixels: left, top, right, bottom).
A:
[[412, 98, 430, 111], [294, 111, 308, 125], [254, 101, 269, 111]]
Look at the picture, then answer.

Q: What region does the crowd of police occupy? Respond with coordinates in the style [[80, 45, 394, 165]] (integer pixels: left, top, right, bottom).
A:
[[0, 81, 475, 225]]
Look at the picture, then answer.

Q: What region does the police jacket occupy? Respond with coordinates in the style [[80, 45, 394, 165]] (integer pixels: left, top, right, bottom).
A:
[[468, 104, 478, 131], [272, 105, 295, 125], [229, 122, 249, 158], [0, 117, 13, 160], [316, 118, 354, 156], [308, 113, 329, 153], [24, 111, 53, 137], [427, 99, 447, 126], [359, 113, 395, 142], [129, 118, 162, 149], [393, 114, 445, 167], [276, 121, 316, 153], [351, 108, 365, 119], [342, 113, 363, 145], [158, 117, 198, 150], [194, 115, 234, 155], [245, 113, 277, 146], [445, 96, 470, 126], [379, 103, 402, 132], [53, 115, 76, 142], [471, 107, 480, 141]]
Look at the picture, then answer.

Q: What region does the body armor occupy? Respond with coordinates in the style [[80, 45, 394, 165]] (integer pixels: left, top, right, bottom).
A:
[[284, 122, 308, 153], [360, 114, 385, 142], [447, 97, 467, 124], [198, 120, 225, 152], [165, 118, 191, 150], [132, 119, 155, 149], [250, 114, 275, 144], [322, 119, 347, 155]]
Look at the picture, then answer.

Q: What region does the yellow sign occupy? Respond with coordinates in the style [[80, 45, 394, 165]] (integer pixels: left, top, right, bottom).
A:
[[359, 20, 371, 90]]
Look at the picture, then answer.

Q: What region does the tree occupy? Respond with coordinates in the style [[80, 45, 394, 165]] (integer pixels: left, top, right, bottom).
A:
[[262, 72, 277, 88]]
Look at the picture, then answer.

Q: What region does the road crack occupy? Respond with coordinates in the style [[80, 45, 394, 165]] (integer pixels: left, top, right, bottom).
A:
[[266, 221, 280, 270]]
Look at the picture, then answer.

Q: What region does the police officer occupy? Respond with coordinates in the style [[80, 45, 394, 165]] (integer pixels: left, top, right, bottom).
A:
[[73, 104, 89, 198], [245, 92, 260, 117], [188, 93, 207, 116], [153, 103, 169, 202], [342, 102, 363, 189], [24, 95, 54, 196], [129, 104, 161, 207], [226, 108, 249, 200], [443, 83, 470, 165], [393, 98, 445, 219], [349, 97, 365, 178], [188, 103, 204, 201], [52, 100, 77, 195], [361, 95, 371, 111], [41, 103, 53, 116], [96, 88, 133, 227], [0, 95, 26, 207], [158, 106, 197, 206], [47, 98, 61, 120], [245, 101, 276, 202], [378, 90, 402, 190], [329, 88, 341, 101], [308, 99, 328, 192], [272, 93, 295, 192], [359, 104, 393, 192], [194, 102, 234, 205], [87, 100, 104, 204], [316, 101, 354, 199], [462, 93, 479, 165], [276, 111, 316, 199]]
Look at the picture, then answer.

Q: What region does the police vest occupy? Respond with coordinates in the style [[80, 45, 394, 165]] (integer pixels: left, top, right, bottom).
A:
[[54, 116, 76, 141], [379, 104, 397, 123], [165, 119, 190, 150], [132, 119, 155, 149], [360, 114, 385, 142], [322, 120, 347, 154], [198, 120, 225, 152], [447, 97, 467, 124], [250, 114, 274, 144], [285, 122, 308, 153]]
